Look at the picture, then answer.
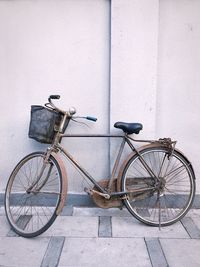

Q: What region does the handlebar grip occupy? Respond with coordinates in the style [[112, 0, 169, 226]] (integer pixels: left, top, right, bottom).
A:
[[49, 95, 60, 100], [86, 116, 97, 122]]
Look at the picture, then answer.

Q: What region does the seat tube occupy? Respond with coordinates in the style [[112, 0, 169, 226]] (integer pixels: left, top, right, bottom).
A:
[[108, 137, 126, 189], [126, 137, 158, 180]]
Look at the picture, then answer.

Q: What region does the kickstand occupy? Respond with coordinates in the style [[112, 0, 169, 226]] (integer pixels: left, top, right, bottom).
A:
[[159, 198, 161, 230], [156, 193, 161, 230]]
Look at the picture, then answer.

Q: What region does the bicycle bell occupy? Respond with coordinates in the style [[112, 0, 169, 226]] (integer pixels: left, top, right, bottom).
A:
[[69, 107, 76, 116]]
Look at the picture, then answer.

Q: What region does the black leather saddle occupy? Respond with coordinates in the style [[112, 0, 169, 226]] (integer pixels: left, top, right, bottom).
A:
[[114, 122, 143, 135]]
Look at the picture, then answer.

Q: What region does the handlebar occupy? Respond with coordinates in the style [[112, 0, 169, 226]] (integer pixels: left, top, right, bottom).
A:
[[47, 95, 97, 122], [48, 95, 60, 100], [85, 116, 97, 122]]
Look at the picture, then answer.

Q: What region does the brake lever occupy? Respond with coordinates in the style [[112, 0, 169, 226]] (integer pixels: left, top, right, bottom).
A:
[[71, 118, 90, 128]]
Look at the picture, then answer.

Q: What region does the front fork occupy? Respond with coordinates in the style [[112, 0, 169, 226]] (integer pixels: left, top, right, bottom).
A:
[[26, 148, 54, 193], [27, 148, 68, 215]]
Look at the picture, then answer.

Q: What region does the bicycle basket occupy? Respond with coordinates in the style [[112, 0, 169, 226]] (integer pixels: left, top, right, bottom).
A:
[[28, 105, 63, 144]]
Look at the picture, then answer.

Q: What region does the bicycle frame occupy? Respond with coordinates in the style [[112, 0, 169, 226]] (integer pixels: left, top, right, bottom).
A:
[[44, 97, 176, 200], [50, 131, 160, 198]]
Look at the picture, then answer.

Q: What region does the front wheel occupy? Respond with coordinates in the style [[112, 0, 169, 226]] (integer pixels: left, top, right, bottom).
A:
[[5, 152, 63, 237], [121, 146, 196, 226]]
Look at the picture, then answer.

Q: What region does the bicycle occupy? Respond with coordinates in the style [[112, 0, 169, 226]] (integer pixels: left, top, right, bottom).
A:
[[4, 95, 196, 238]]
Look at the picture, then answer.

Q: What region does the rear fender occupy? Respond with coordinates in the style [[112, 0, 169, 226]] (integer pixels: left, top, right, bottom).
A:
[[173, 148, 196, 179], [117, 142, 195, 192]]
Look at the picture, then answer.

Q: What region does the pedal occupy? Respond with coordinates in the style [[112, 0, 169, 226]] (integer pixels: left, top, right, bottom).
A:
[[84, 187, 110, 199], [92, 189, 110, 199], [84, 187, 93, 196]]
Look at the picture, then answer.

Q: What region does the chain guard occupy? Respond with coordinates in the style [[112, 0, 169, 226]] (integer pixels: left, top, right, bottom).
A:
[[92, 179, 123, 209]]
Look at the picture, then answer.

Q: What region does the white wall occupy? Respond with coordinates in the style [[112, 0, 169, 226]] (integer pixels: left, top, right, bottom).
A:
[[110, 0, 159, 168], [157, 0, 200, 185], [0, 0, 200, 193], [111, 0, 159, 137], [0, 0, 110, 192]]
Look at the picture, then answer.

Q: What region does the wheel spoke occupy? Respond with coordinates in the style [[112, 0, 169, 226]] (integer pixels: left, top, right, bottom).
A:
[[122, 147, 195, 226], [5, 152, 62, 237]]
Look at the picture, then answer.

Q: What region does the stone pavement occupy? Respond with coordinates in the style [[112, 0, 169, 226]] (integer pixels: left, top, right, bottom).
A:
[[1, 206, 200, 267]]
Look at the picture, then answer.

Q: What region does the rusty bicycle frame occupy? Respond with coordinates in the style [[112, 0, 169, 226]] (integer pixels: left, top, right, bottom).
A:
[[54, 133, 161, 196], [44, 96, 176, 213]]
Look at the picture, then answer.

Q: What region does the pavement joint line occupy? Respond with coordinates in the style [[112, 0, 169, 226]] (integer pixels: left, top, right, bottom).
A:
[[41, 236, 65, 267], [98, 216, 112, 237], [145, 238, 168, 267], [181, 216, 200, 239]]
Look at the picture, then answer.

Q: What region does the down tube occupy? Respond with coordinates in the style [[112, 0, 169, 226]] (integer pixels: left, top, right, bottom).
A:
[[57, 144, 108, 194]]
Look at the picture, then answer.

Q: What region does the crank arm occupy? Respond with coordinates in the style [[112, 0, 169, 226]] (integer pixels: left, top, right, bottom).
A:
[[84, 187, 110, 199]]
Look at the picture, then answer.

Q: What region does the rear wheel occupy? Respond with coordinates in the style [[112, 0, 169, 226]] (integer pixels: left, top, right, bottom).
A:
[[5, 152, 62, 237], [121, 146, 196, 226]]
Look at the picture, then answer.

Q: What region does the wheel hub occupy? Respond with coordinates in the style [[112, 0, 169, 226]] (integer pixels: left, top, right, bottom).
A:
[[155, 177, 166, 192]]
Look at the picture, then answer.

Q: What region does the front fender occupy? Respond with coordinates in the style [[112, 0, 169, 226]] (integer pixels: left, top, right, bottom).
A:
[[51, 152, 68, 215]]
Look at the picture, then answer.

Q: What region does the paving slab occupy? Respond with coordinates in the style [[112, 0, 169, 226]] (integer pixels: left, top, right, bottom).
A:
[[98, 216, 112, 237], [59, 237, 151, 267], [181, 217, 200, 238], [0, 216, 10, 237], [187, 209, 200, 217], [0, 237, 49, 267], [41, 236, 65, 267], [160, 239, 200, 267], [73, 207, 130, 217], [112, 217, 190, 238], [188, 209, 200, 229], [60, 206, 73, 216], [0, 207, 200, 267], [41, 216, 98, 237], [145, 238, 168, 267]]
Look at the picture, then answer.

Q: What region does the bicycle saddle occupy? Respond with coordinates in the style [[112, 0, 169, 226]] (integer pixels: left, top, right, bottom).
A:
[[114, 122, 143, 134]]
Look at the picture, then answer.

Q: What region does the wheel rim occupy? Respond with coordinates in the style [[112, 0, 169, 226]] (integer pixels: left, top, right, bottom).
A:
[[122, 148, 195, 226], [5, 153, 61, 236]]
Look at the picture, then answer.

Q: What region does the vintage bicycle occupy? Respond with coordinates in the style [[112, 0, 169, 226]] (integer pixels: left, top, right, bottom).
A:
[[4, 95, 196, 238]]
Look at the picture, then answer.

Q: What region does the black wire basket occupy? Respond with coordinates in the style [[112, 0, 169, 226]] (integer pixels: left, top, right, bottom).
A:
[[28, 105, 63, 144]]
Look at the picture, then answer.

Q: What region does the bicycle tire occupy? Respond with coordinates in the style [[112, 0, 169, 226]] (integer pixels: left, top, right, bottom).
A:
[[5, 151, 62, 238], [121, 145, 196, 226]]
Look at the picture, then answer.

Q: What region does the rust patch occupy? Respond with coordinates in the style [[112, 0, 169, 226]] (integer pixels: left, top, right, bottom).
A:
[[92, 179, 122, 209], [51, 152, 68, 215]]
